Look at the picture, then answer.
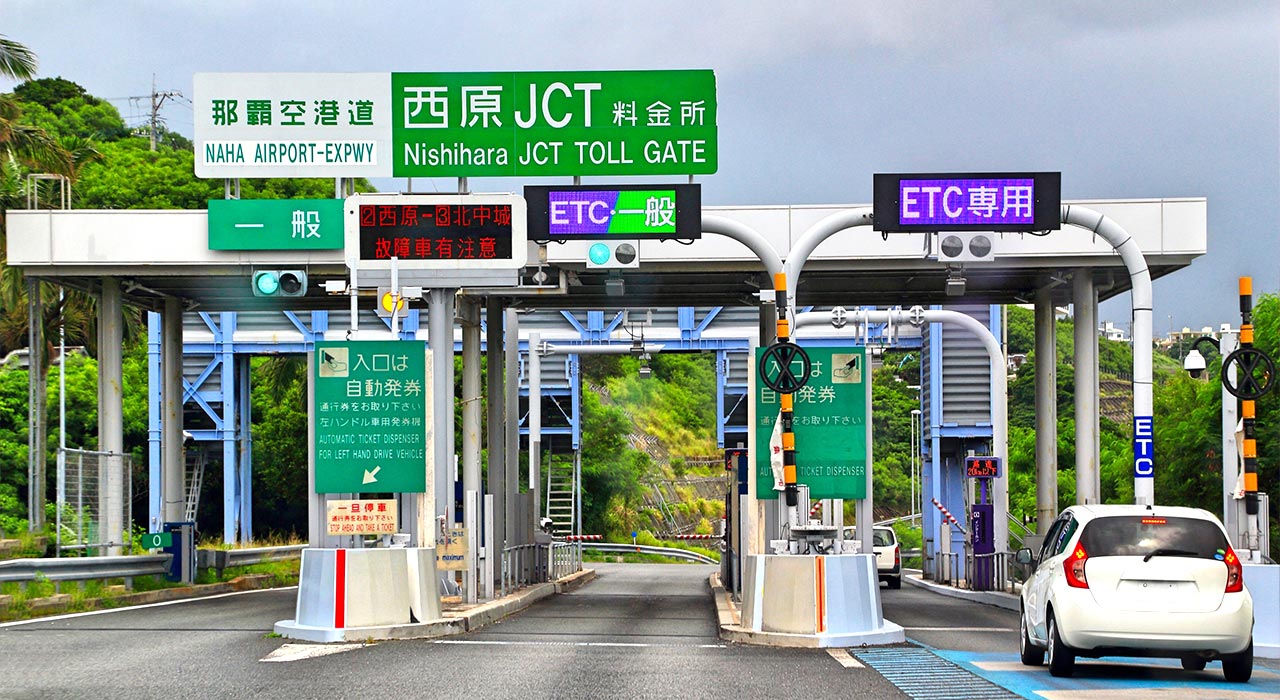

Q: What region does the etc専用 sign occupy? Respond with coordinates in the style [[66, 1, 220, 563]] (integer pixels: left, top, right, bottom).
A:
[[195, 70, 717, 179], [872, 172, 1061, 232], [524, 184, 701, 240], [207, 198, 344, 250]]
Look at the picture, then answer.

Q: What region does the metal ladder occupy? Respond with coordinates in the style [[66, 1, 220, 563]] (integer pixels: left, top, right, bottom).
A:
[[184, 447, 206, 523], [544, 460, 576, 537]]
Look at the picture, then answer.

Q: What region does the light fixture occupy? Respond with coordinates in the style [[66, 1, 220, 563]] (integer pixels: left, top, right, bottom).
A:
[[945, 267, 966, 297]]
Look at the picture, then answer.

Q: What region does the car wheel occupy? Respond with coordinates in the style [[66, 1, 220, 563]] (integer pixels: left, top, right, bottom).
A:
[[1047, 614, 1075, 678], [1222, 642, 1253, 683], [1180, 656, 1207, 671], [888, 575, 901, 590], [1019, 608, 1044, 666]]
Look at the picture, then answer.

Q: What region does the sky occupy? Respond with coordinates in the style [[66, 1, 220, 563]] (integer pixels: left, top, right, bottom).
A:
[[3, 1, 1278, 333]]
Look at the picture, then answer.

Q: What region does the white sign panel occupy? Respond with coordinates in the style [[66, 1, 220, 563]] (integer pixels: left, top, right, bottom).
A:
[[194, 73, 393, 179], [326, 499, 399, 536]]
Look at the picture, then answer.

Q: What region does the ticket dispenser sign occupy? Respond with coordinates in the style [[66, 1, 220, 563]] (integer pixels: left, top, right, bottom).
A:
[[970, 503, 995, 591]]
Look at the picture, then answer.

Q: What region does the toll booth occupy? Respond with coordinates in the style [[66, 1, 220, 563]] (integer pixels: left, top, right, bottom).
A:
[[920, 304, 1000, 582]]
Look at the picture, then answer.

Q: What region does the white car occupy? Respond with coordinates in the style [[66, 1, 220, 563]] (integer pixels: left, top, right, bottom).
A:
[[844, 526, 901, 589], [1016, 504, 1253, 682]]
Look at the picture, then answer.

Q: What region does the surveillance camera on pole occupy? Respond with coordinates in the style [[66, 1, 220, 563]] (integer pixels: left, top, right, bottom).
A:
[[1183, 348, 1207, 379]]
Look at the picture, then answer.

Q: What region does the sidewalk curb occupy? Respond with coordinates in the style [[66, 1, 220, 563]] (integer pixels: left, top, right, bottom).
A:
[[903, 571, 1020, 611]]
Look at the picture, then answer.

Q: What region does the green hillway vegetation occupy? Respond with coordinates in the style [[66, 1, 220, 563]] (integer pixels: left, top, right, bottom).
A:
[[0, 70, 1277, 560]]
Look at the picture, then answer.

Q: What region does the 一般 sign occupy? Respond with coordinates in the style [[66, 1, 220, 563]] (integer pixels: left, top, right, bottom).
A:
[[195, 70, 717, 179], [872, 172, 1061, 232], [524, 184, 701, 240], [207, 198, 344, 250], [313, 340, 428, 494], [755, 347, 868, 500]]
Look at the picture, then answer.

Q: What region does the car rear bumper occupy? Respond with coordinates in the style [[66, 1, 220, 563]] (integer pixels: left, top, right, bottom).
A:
[[1055, 590, 1253, 655]]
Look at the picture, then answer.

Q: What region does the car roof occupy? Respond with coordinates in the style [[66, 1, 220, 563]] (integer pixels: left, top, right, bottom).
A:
[[1065, 503, 1219, 523]]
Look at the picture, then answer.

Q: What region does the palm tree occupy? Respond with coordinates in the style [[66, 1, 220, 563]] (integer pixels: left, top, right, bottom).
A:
[[0, 34, 36, 80]]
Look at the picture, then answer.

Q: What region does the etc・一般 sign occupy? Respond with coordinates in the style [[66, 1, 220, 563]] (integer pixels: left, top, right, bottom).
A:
[[872, 172, 1061, 232], [524, 184, 701, 240]]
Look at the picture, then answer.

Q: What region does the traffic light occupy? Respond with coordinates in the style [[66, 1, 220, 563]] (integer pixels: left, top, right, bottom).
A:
[[934, 232, 995, 263], [252, 270, 308, 297], [586, 240, 640, 268]]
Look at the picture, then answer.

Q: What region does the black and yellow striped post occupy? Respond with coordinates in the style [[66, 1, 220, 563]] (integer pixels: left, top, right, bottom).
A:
[[774, 272, 799, 508], [1239, 277, 1259, 520]]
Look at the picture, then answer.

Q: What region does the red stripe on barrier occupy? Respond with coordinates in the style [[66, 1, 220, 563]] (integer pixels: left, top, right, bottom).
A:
[[334, 548, 346, 629]]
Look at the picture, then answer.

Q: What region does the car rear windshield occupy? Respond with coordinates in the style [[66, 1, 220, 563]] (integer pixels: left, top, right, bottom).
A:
[[873, 529, 894, 547], [1079, 516, 1229, 559]]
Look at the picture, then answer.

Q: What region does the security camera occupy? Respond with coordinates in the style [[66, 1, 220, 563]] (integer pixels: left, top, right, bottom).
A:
[[1184, 348, 1206, 379], [539, 517, 554, 533]]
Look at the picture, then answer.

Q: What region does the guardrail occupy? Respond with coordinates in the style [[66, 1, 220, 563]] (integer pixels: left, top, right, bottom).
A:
[[0, 554, 171, 586], [196, 544, 308, 578], [583, 542, 718, 565]]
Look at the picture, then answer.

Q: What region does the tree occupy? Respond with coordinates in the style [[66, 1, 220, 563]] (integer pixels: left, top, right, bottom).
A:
[[0, 36, 37, 81]]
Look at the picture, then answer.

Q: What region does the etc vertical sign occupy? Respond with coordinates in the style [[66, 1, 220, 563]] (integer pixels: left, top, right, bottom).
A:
[[872, 172, 1061, 232]]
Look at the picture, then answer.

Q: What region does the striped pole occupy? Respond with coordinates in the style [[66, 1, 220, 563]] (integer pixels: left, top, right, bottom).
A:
[[775, 272, 799, 508], [1238, 278, 1259, 546]]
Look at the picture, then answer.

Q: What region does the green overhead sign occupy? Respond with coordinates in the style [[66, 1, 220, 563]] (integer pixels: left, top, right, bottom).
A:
[[313, 341, 428, 494], [195, 70, 717, 179], [208, 199, 344, 250], [755, 346, 868, 500]]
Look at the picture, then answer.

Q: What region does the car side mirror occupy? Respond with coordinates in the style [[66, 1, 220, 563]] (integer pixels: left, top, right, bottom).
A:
[[1015, 547, 1035, 566]]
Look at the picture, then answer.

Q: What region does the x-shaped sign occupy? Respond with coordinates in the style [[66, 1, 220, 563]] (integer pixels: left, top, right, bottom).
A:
[[1223, 347, 1276, 400], [759, 342, 812, 394]]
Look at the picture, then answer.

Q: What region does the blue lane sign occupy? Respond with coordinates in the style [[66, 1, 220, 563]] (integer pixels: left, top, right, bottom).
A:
[[1133, 415, 1154, 478]]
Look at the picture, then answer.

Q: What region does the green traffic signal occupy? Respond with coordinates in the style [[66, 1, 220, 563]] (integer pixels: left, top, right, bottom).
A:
[[588, 243, 611, 266], [254, 271, 280, 296], [252, 270, 307, 297]]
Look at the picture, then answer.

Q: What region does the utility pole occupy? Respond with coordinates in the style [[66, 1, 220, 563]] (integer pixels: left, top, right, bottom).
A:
[[147, 74, 183, 151]]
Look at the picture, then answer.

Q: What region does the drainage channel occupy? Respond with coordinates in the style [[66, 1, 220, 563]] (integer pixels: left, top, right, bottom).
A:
[[853, 646, 1022, 700]]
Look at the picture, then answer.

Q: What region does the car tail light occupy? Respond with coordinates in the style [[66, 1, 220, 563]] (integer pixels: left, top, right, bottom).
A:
[[894, 545, 900, 568], [1224, 547, 1244, 593], [1064, 541, 1089, 588]]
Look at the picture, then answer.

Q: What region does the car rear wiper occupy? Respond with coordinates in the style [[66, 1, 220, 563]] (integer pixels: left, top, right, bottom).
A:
[[1142, 548, 1198, 562]]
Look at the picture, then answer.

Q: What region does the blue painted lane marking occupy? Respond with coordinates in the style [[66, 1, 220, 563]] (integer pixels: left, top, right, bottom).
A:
[[935, 650, 1280, 699]]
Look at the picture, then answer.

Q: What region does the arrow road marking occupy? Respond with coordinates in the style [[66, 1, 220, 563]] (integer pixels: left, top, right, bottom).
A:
[[363, 465, 381, 484]]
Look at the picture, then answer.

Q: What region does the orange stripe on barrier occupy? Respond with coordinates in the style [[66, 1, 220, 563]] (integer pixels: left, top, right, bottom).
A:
[[1241, 325, 1254, 344], [777, 318, 790, 338], [1244, 473, 1258, 491], [774, 272, 788, 293], [1243, 439, 1256, 458], [1240, 277, 1253, 296], [781, 394, 793, 411], [784, 465, 796, 482], [782, 433, 795, 450], [815, 556, 826, 633], [1242, 401, 1255, 419]]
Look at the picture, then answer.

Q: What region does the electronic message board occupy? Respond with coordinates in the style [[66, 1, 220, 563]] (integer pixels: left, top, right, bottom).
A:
[[872, 172, 1060, 232], [344, 194, 527, 276], [965, 456, 1001, 479], [524, 184, 700, 240]]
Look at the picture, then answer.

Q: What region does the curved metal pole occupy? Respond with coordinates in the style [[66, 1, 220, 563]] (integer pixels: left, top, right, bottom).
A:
[[701, 214, 784, 281], [794, 307, 1009, 557], [1061, 205, 1154, 505], [782, 207, 876, 304]]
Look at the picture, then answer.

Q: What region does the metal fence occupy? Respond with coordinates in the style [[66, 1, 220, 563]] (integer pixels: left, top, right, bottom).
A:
[[499, 542, 585, 597], [931, 550, 1024, 594], [550, 542, 582, 581], [56, 448, 132, 555]]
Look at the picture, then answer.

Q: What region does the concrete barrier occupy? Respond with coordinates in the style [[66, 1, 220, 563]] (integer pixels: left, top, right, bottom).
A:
[[1243, 563, 1279, 659], [276, 547, 445, 643], [732, 553, 904, 647]]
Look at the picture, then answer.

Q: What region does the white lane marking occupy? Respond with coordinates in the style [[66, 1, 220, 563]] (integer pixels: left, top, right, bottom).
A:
[[433, 639, 725, 649], [261, 643, 367, 663], [905, 626, 1015, 632], [827, 648, 864, 668], [0, 586, 298, 628]]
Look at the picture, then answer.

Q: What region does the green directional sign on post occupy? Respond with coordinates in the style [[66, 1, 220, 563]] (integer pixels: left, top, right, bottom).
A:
[[139, 532, 172, 549], [313, 340, 428, 494], [755, 347, 868, 500], [208, 198, 344, 250]]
